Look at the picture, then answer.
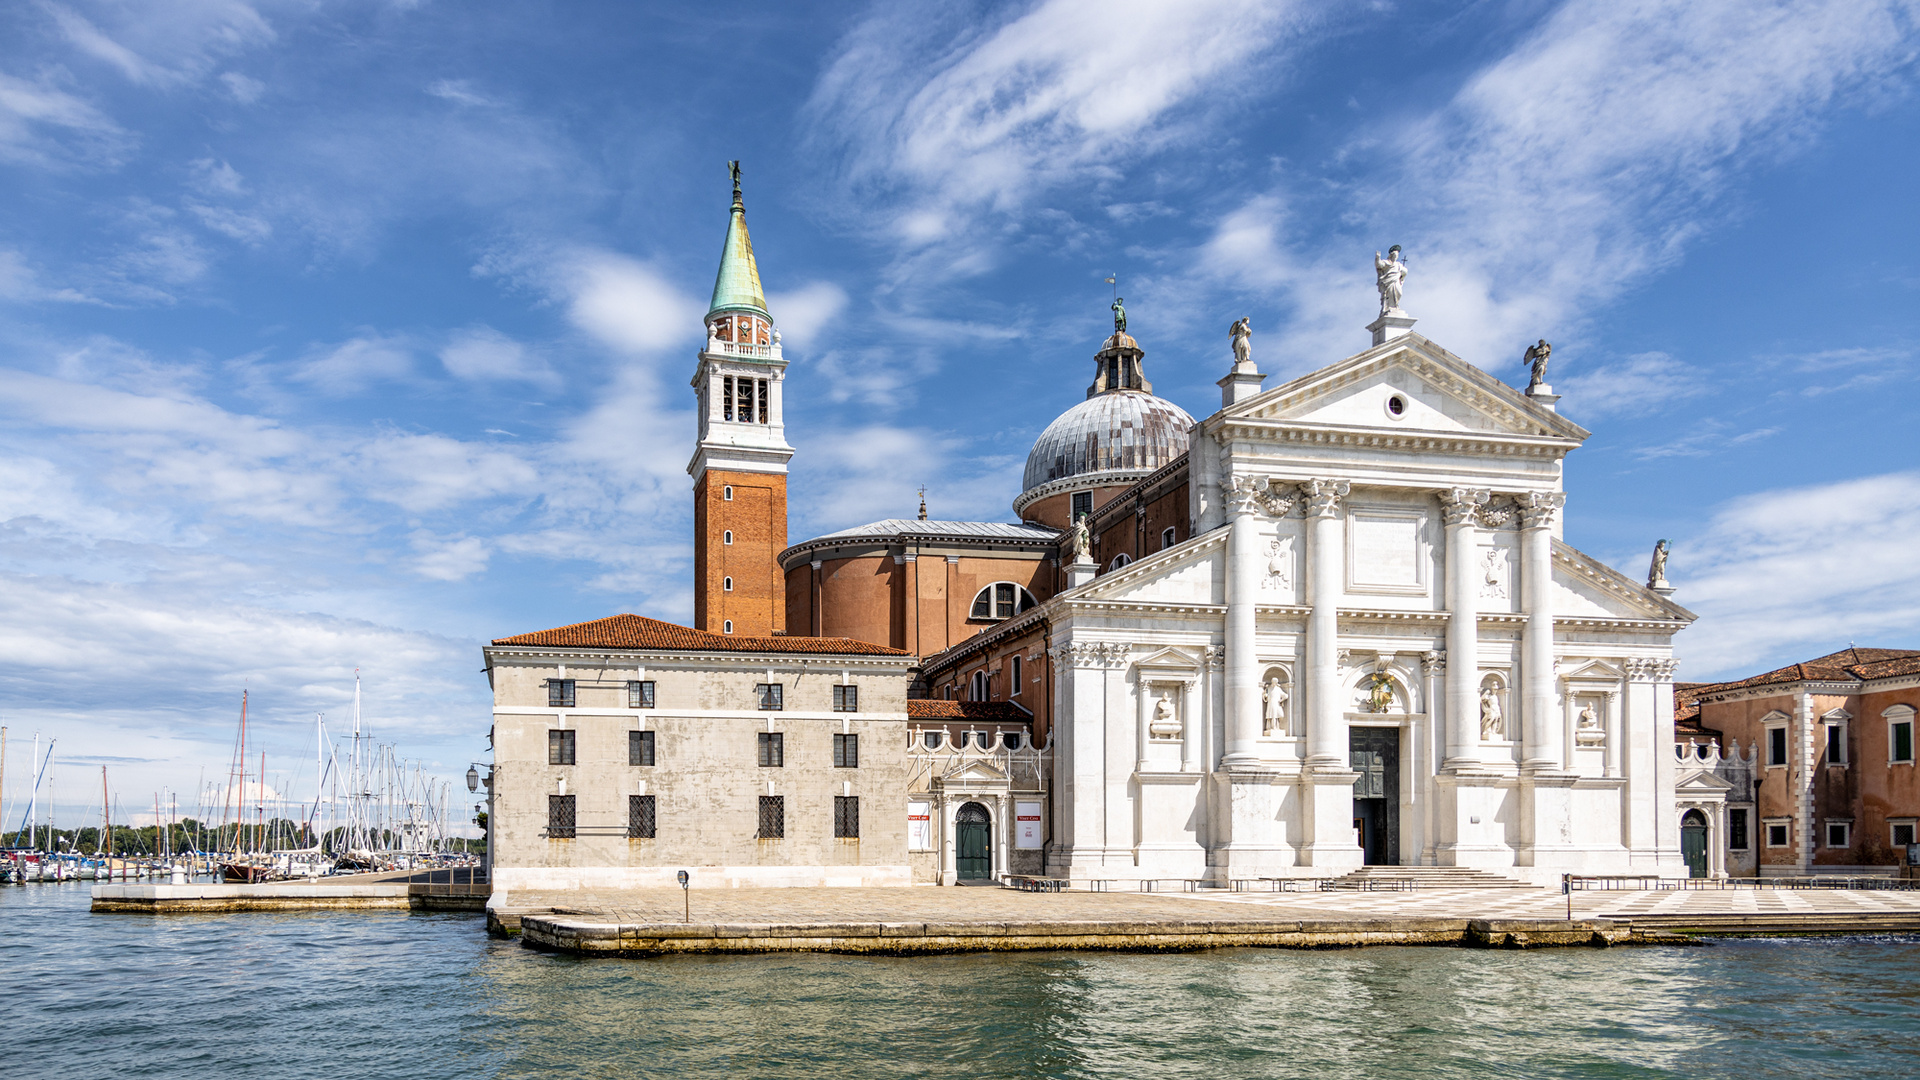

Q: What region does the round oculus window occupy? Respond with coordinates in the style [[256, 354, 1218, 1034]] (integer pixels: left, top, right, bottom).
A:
[[1384, 394, 1408, 419]]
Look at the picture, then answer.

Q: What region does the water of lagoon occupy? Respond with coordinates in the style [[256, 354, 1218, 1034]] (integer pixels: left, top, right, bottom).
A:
[[4, 883, 1918, 1078]]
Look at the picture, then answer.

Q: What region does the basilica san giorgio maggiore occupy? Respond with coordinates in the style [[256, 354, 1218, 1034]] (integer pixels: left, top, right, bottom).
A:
[[476, 171, 1919, 900]]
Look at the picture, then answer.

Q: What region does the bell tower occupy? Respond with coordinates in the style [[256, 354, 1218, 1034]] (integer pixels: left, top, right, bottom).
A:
[[688, 162, 792, 636]]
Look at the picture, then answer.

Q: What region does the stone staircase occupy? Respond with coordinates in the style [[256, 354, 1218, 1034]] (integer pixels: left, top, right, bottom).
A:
[[1325, 866, 1538, 890]]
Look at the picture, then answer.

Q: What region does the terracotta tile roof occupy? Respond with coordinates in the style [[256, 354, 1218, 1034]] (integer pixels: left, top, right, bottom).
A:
[[492, 613, 911, 657], [906, 700, 1032, 722], [1700, 647, 1920, 694]]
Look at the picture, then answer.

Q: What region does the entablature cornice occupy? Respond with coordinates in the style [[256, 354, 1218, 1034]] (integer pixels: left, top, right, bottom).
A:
[[481, 646, 915, 671], [1213, 418, 1578, 462], [1696, 680, 1864, 706]]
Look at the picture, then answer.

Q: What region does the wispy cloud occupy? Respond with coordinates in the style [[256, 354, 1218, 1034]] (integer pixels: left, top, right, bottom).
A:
[[1671, 470, 1920, 677], [44, 0, 277, 89], [438, 325, 557, 387], [0, 69, 130, 168]]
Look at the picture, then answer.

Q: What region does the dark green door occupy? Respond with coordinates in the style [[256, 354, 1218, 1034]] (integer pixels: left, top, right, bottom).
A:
[[1681, 810, 1709, 878], [956, 802, 992, 880], [1350, 727, 1400, 865]]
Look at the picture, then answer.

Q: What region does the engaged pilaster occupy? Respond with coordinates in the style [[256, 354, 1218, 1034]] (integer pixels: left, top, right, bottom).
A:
[[1440, 487, 1489, 770], [1302, 478, 1350, 768], [1222, 476, 1265, 768], [1519, 492, 1565, 771]]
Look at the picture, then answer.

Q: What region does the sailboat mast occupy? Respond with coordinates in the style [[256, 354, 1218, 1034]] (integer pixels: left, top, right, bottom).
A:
[[101, 767, 110, 856]]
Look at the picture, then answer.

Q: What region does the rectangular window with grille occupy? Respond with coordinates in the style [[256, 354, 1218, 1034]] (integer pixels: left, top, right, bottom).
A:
[[547, 679, 575, 708], [548, 729, 576, 765], [723, 375, 735, 421], [756, 683, 784, 711], [628, 795, 656, 839], [547, 794, 575, 838], [833, 684, 858, 712], [1766, 821, 1790, 847], [757, 795, 784, 838], [834, 795, 860, 839], [629, 730, 655, 766], [629, 680, 655, 709], [833, 733, 859, 768], [1728, 808, 1749, 850], [757, 378, 769, 423], [757, 731, 784, 767], [1071, 490, 1093, 522]]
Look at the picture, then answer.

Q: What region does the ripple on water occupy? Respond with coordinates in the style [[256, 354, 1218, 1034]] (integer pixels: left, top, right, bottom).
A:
[[4, 885, 1920, 1079]]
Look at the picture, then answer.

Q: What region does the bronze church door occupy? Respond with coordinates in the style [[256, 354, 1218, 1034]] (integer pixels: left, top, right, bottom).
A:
[[1350, 727, 1401, 866], [956, 802, 992, 880]]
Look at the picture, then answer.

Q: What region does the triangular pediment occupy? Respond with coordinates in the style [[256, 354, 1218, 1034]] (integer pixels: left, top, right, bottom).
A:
[[1552, 539, 1696, 624], [1224, 334, 1589, 444], [940, 759, 1009, 784], [1562, 658, 1628, 682], [1675, 770, 1734, 792], [1063, 529, 1227, 608], [1133, 646, 1203, 671]]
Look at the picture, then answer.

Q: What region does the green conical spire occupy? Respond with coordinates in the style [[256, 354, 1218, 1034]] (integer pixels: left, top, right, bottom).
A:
[[708, 160, 770, 319]]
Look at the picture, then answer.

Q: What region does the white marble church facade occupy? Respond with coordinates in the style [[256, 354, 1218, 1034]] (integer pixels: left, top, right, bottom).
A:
[[1043, 323, 1695, 887]]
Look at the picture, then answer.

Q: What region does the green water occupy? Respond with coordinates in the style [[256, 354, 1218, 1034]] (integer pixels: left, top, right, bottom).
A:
[[5, 884, 1918, 1078]]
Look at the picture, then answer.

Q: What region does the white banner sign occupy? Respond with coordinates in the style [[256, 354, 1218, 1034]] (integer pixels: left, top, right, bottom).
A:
[[1015, 801, 1043, 849], [907, 801, 932, 851]]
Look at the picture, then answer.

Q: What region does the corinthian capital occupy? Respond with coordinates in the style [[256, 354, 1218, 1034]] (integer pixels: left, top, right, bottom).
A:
[[1439, 487, 1490, 527], [1518, 491, 1566, 530], [1300, 479, 1350, 518], [1227, 474, 1265, 517]]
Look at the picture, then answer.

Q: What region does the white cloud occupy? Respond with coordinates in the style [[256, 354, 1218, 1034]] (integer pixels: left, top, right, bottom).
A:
[[218, 70, 263, 102], [808, 0, 1321, 257], [1556, 352, 1711, 419], [0, 70, 129, 169], [438, 325, 556, 386], [1669, 471, 1920, 678], [563, 251, 702, 355], [1201, 0, 1920, 369], [292, 334, 414, 393], [409, 532, 490, 581], [766, 282, 847, 347], [426, 79, 493, 107], [44, 0, 277, 89]]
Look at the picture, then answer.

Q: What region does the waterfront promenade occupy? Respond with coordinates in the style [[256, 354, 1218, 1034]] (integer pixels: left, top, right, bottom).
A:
[[494, 882, 1920, 955]]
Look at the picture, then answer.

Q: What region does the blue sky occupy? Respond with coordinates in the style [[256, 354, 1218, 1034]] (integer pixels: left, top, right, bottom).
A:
[[2, 0, 1917, 828]]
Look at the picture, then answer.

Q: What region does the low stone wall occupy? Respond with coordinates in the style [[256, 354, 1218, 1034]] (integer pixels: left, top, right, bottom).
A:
[[517, 915, 1628, 955], [491, 864, 914, 893], [91, 883, 488, 914]]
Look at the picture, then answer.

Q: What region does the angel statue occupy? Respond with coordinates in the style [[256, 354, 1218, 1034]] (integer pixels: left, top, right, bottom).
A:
[[1111, 296, 1127, 334], [1648, 539, 1671, 588], [1479, 685, 1504, 741], [1230, 317, 1252, 365], [1068, 513, 1092, 563], [1374, 245, 1407, 314], [1523, 339, 1552, 392]]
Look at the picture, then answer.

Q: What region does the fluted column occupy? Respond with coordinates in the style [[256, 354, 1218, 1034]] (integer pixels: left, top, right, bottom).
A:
[[1520, 492, 1565, 771], [1222, 479, 1264, 767], [1441, 487, 1489, 769], [1303, 479, 1350, 767]]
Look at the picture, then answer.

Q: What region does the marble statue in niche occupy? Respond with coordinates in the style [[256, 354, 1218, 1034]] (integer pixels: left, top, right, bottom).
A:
[[1149, 693, 1182, 739], [1479, 685, 1505, 741], [1576, 702, 1606, 746], [1262, 677, 1289, 735]]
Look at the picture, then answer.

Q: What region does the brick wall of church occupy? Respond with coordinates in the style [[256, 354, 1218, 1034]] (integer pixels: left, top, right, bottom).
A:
[[694, 469, 787, 636]]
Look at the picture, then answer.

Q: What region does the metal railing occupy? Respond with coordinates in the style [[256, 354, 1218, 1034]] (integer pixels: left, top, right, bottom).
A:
[[1570, 874, 1918, 891]]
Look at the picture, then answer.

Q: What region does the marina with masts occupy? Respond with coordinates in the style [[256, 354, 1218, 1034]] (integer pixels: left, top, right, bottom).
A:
[[1, 675, 478, 890]]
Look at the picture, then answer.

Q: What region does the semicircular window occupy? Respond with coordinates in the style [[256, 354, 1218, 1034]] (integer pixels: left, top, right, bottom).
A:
[[970, 581, 1039, 621]]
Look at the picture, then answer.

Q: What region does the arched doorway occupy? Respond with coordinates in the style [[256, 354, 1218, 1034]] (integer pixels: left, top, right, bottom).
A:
[[1681, 809, 1709, 879], [956, 802, 992, 881]]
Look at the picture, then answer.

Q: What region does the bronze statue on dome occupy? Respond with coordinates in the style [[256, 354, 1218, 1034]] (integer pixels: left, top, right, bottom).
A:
[[1110, 297, 1127, 334]]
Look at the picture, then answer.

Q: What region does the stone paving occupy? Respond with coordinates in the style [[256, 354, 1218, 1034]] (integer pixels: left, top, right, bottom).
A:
[[499, 882, 1920, 929]]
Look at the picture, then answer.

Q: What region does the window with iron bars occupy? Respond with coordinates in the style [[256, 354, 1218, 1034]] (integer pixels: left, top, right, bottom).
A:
[[548, 729, 575, 765], [547, 794, 576, 839], [756, 683, 784, 710], [757, 795, 785, 839], [547, 679, 575, 708], [833, 733, 859, 768], [629, 730, 655, 766], [832, 684, 858, 712], [757, 731, 784, 767], [628, 680, 655, 709], [628, 795, 656, 839], [834, 795, 860, 839]]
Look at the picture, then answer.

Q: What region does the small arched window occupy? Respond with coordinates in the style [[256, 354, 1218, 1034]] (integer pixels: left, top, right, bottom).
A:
[[723, 576, 734, 591], [969, 582, 1038, 621], [1161, 527, 1176, 550], [723, 485, 734, 501], [723, 530, 734, 545], [722, 620, 734, 634], [1109, 553, 1132, 570], [969, 670, 990, 701]]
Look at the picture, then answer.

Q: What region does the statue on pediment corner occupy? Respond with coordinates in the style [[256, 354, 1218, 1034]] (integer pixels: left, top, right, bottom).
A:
[[1230, 317, 1252, 365], [1375, 245, 1407, 314], [1523, 339, 1552, 392]]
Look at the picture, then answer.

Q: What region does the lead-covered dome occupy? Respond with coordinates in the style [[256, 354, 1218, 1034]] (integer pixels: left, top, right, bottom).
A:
[[1019, 390, 1194, 499]]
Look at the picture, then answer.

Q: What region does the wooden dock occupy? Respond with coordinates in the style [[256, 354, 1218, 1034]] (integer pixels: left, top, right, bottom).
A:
[[91, 869, 488, 914]]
